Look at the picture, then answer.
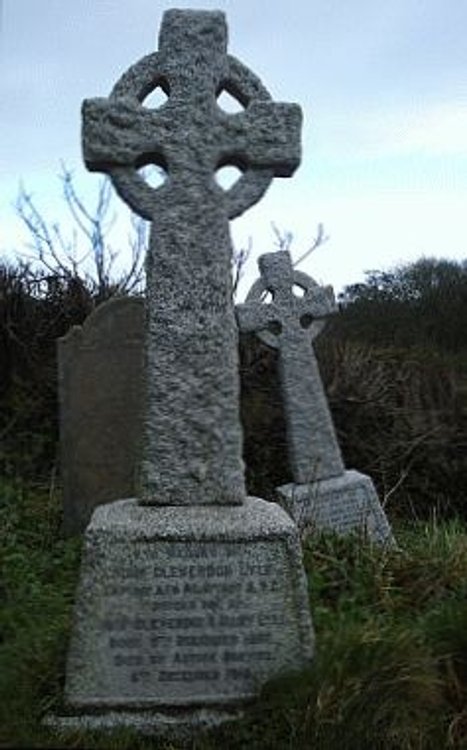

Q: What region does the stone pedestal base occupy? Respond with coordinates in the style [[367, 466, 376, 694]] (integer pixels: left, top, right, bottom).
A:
[[57, 497, 314, 732], [276, 470, 394, 545]]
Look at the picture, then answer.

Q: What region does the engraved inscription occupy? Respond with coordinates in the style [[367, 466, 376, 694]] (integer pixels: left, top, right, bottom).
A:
[[294, 481, 390, 540], [86, 539, 301, 702], [316, 487, 372, 531]]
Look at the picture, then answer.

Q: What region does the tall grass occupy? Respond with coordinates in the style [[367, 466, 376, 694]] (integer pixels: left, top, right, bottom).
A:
[[241, 331, 467, 522], [0, 479, 81, 747], [1, 480, 466, 749]]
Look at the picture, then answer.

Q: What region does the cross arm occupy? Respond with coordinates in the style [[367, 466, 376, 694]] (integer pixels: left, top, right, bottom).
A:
[[235, 299, 280, 334], [296, 284, 337, 320], [82, 97, 168, 172], [218, 102, 302, 177]]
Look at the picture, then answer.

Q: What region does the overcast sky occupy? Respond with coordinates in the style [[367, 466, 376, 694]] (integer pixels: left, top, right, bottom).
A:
[[1, 0, 466, 297]]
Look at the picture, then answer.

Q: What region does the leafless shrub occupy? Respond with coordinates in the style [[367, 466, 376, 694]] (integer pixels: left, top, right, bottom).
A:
[[15, 165, 146, 301]]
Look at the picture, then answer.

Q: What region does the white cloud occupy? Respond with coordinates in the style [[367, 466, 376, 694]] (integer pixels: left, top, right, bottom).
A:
[[2, 0, 467, 303], [391, 102, 467, 156], [232, 184, 467, 299], [317, 100, 467, 161]]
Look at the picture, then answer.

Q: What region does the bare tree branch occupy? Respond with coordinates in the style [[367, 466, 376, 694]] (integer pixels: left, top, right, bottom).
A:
[[271, 223, 293, 253], [15, 165, 145, 299], [232, 237, 252, 299], [292, 223, 329, 267], [270, 222, 329, 267]]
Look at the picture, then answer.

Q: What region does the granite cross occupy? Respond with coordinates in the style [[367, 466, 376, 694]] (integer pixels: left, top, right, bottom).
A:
[[81, 10, 302, 505], [236, 251, 345, 484]]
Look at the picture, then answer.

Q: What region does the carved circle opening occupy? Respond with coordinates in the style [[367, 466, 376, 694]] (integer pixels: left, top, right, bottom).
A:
[[217, 88, 244, 113], [260, 290, 274, 304], [135, 153, 168, 190], [137, 164, 167, 190], [215, 165, 243, 191], [143, 85, 170, 110], [300, 313, 314, 330], [267, 320, 282, 336]]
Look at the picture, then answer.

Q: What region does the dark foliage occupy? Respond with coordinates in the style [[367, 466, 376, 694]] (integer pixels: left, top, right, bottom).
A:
[[239, 333, 289, 498], [338, 257, 467, 353], [241, 256, 467, 521], [0, 261, 99, 479], [2, 255, 467, 522], [317, 338, 467, 520]]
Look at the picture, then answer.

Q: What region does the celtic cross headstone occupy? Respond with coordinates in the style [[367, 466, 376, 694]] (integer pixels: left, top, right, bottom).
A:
[[236, 250, 344, 482], [57, 10, 314, 735], [237, 250, 394, 544], [82, 8, 302, 506]]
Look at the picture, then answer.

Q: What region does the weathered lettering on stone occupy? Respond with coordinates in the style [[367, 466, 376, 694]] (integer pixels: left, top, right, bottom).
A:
[[277, 471, 394, 544], [82, 9, 302, 506], [65, 499, 314, 707]]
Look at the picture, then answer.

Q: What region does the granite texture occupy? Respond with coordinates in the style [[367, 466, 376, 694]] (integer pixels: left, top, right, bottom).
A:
[[81, 9, 302, 506], [276, 471, 395, 545], [236, 250, 343, 483], [58, 298, 145, 534], [64, 497, 314, 709], [45, 706, 244, 738]]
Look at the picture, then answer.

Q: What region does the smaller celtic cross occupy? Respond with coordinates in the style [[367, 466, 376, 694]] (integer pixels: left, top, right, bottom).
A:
[[236, 251, 345, 484]]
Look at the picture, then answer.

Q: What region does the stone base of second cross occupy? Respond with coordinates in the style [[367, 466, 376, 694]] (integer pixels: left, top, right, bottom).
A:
[[56, 496, 314, 737], [276, 469, 394, 545]]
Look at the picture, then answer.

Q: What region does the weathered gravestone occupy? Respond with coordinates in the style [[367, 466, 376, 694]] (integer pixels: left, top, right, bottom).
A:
[[58, 297, 144, 535], [236, 250, 394, 544], [58, 9, 314, 734]]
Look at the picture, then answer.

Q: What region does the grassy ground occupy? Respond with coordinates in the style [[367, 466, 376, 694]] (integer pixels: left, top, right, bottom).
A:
[[1, 479, 467, 749]]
